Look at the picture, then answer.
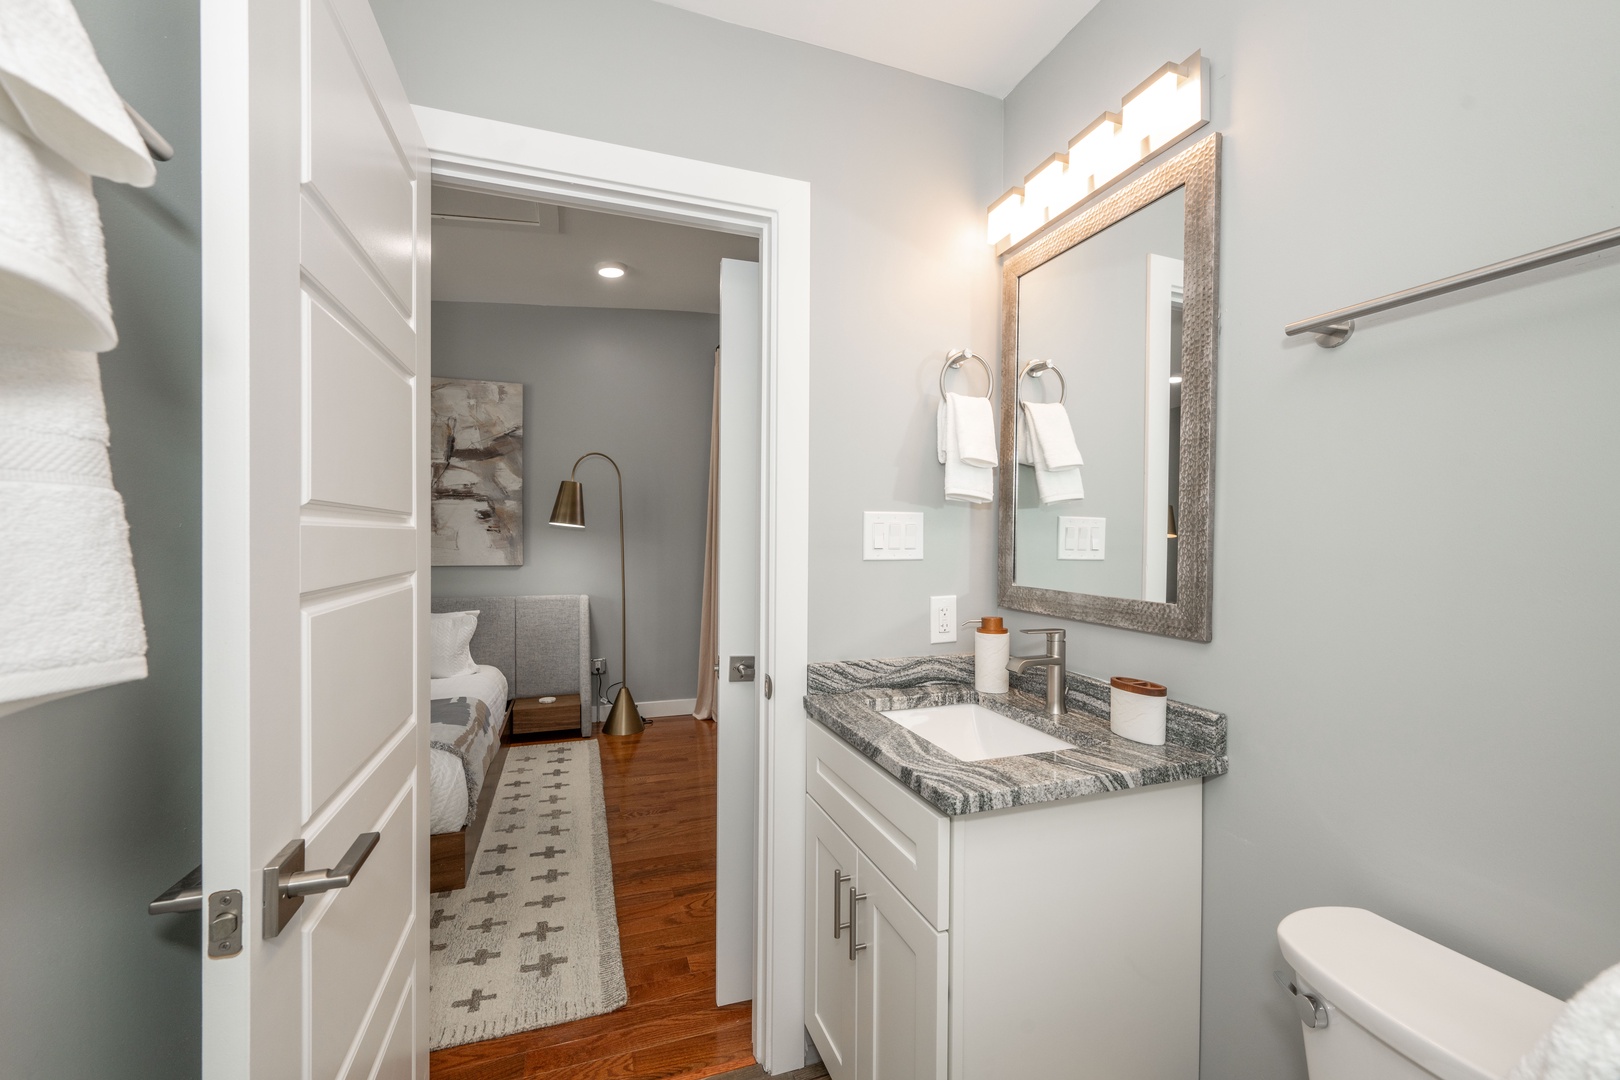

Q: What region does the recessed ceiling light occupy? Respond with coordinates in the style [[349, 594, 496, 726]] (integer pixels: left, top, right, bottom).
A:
[[596, 261, 627, 279]]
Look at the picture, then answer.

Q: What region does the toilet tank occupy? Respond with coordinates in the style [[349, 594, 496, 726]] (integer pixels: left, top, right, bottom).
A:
[[1277, 908, 1564, 1080]]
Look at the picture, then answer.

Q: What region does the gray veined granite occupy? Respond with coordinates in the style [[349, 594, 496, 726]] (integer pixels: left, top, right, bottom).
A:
[[805, 654, 1228, 816]]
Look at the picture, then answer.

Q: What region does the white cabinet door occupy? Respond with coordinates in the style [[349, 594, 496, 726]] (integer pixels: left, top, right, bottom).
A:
[[200, 0, 429, 1075], [856, 852, 948, 1080], [806, 798, 859, 1080]]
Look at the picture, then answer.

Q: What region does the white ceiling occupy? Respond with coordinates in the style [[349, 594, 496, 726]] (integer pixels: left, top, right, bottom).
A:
[[647, 0, 1101, 98], [431, 186, 758, 313]]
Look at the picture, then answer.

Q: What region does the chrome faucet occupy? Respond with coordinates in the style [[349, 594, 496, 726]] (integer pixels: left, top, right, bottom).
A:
[[1006, 628, 1068, 718]]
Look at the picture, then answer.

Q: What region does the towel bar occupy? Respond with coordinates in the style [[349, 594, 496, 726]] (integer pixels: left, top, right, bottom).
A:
[[1017, 359, 1066, 405], [940, 349, 993, 399]]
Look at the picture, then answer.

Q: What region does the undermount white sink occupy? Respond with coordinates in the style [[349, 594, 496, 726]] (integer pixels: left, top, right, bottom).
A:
[[879, 702, 1072, 762]]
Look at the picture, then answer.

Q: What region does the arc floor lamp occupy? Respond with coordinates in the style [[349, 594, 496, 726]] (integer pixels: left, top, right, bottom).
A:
[[549, 452, 643, 736]]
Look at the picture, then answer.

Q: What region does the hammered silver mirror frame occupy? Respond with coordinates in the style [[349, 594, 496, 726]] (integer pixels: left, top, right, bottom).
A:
[[997, 133, 1221, 642]]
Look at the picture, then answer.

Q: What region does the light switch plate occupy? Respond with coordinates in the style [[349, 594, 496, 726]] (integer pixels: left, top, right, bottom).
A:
[[929, 595, 957, 643], [864, 511, 924, 560], [1058, 516, 1106, 560]]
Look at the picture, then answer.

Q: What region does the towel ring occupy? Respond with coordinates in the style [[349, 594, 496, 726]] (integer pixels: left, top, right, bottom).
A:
[[939, 349, 993, 399], [1018, 359, 1066, 405]]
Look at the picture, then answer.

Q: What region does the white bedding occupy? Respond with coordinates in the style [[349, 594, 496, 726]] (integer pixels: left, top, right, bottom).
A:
[[428, 664, 509, 834]]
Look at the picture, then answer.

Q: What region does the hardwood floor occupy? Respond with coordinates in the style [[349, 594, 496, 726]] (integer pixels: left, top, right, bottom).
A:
[[431, 716, 755, 1080]]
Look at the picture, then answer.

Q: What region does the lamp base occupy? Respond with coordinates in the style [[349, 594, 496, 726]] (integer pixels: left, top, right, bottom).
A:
[[602, 685, 645, 736]]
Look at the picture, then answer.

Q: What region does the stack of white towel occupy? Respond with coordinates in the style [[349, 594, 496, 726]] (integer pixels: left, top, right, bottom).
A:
[[936, 392, 998, 503], [1018, 400, 1085, 504], [0, 0, 155, 716]]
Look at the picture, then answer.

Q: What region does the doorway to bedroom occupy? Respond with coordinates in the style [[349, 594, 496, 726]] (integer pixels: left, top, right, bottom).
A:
[[424, 182, 773, 1078]]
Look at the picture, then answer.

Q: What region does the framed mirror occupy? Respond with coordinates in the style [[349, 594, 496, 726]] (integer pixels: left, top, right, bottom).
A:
[[997, 134, 1219, 641]]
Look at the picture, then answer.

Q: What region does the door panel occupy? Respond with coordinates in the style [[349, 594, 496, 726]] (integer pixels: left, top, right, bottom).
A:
[[304, 584, 414, 817], [304, 0, 415, 310], [805, 798, 858, 1080], [857, 853, 947, 1080], [305, 297, 414, 513], [715, 258, 763, 1006], [201, 0, 428, 1073]]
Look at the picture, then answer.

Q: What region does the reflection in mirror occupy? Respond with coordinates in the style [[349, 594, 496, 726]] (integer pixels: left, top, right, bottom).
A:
[[1013, 188, 1184, 603]]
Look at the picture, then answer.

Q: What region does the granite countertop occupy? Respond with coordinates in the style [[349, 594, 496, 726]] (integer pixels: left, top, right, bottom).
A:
[[805, 654, 1228, 816]]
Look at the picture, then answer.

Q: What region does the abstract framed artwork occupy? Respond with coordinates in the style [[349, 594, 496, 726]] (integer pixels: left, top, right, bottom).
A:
[[430, 378, 524, 565]]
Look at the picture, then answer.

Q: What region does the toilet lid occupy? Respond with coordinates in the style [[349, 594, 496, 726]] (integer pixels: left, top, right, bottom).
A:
[[1278, 907, 1565, 1080]]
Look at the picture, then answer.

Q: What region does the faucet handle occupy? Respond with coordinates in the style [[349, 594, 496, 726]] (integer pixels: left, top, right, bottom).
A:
[[1020, 627, 1066, 641]]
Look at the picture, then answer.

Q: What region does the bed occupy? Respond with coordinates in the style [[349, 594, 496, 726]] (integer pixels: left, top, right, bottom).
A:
[[428, 595, 592, 891]]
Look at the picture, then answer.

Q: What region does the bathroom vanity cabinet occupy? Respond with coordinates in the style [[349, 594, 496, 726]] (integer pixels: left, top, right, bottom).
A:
[[804, 718, 1205, 1080]]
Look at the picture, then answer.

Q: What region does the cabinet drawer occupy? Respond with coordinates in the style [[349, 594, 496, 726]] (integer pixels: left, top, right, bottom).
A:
[[806, 720, 950, 930]]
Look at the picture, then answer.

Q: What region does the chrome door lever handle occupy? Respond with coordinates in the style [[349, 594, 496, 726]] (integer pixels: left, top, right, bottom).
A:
[[148, 864, 204, 915], [263, 832, 380, 939], [284, 832, 379, 897]]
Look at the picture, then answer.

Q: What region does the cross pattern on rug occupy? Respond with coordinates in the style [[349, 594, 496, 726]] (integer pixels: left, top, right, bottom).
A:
[[428, 739, 627, 1051]]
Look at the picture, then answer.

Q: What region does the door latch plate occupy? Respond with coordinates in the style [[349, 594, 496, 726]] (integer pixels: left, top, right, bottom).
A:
[[208, 890, 243, 958]]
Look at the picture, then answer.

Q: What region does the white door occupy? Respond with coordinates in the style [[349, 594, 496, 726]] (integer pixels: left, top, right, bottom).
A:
[[715, 258, 763, 1006], [200, 0, 429, 1076], [856, 853, 948, 1080], [805, 799, 859, 1080]]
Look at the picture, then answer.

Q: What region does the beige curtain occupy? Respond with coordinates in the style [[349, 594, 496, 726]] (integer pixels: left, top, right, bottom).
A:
[[693, 347, 721, 720]]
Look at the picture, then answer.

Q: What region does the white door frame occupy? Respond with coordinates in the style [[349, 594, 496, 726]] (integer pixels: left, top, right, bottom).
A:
[[414, 106, 811, 1073]]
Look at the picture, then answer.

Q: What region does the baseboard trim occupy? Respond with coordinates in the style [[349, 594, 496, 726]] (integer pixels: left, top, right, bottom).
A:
[[592, 696, 699, 722]]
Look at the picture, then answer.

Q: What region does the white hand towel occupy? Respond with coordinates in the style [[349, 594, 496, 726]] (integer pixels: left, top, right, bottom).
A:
[[1021, 400, 1082, 469], [945, 392, 997, 468], [0, 0, 154, 186], [0, 118, 115, 350], [1508, 960, 1620, 1080], [1021, 401, 1085, 505], [937, 400, 993, 504], [0, 346, 148, 716]]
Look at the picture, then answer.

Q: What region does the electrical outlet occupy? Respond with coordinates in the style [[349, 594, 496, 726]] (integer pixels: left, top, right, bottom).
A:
[[591, 657, 607, 675], [930, 595, 957, 644]]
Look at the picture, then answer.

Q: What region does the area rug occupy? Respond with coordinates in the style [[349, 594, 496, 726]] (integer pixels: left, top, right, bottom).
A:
[[429, 738, 628, 1050]]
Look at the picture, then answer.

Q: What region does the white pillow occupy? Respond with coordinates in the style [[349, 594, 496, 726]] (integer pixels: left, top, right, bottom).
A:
[[430, 610, 480, 679]]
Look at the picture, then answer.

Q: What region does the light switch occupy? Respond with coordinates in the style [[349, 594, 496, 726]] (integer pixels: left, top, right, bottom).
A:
[[864, 511, 925, 560], [1058, 516, 1106, 560]]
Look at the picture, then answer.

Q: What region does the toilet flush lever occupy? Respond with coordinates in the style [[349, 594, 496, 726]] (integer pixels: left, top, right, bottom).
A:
[[1274, 969, 1330, 1029]]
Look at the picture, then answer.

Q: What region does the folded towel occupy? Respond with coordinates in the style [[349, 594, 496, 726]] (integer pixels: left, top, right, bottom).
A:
[[1021, 401, 1085, 504], [937, 399, 993, 504], [0, 346, 147, 716], [1508, 960, 1620, 1080], [0, 118, 114, 350], [0, 0, 154, 186], [1021, 400, 1082, 469], [945, 392, 997, 468]]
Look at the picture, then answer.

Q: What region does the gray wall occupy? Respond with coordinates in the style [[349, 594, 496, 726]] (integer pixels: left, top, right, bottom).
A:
[[0, 0, 203, 1077], [1013, 188, 1184, 598], [1004, 1, 1620, 1077], [372, 0, 1007, 663], [431, 303, 718, 703]]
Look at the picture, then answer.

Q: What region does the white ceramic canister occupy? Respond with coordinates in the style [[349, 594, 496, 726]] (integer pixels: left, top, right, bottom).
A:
[[967, 616, 1010, 693], [1109, 676, 1168, 745]]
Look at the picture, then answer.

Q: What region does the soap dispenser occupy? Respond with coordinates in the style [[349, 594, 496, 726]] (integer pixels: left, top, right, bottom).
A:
[[964, 616, 1010, 693]]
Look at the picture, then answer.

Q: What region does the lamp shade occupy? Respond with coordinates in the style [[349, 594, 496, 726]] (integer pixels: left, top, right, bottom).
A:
[[549, 479, 584, 527]]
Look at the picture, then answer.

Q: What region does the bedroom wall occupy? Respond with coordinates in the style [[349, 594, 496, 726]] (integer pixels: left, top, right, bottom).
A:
[[0, 0, 204, 1077], [431, 302, 719, 705], [371, 0, 1006, 668], [1001, 1, 1620, 1077]]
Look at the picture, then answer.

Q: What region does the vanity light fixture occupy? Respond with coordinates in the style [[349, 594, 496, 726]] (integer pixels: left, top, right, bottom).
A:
[[987, 51, 1209, 254], [595, 261, 627, 279], [1168, 374, 1183, 385]]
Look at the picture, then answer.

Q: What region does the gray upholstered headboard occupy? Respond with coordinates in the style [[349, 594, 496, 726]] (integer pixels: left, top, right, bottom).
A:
[[431, 595, 592, 732]]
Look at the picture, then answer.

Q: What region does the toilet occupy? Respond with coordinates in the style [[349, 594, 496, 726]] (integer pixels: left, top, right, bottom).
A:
[[1277, 907, 1565, 1080]]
